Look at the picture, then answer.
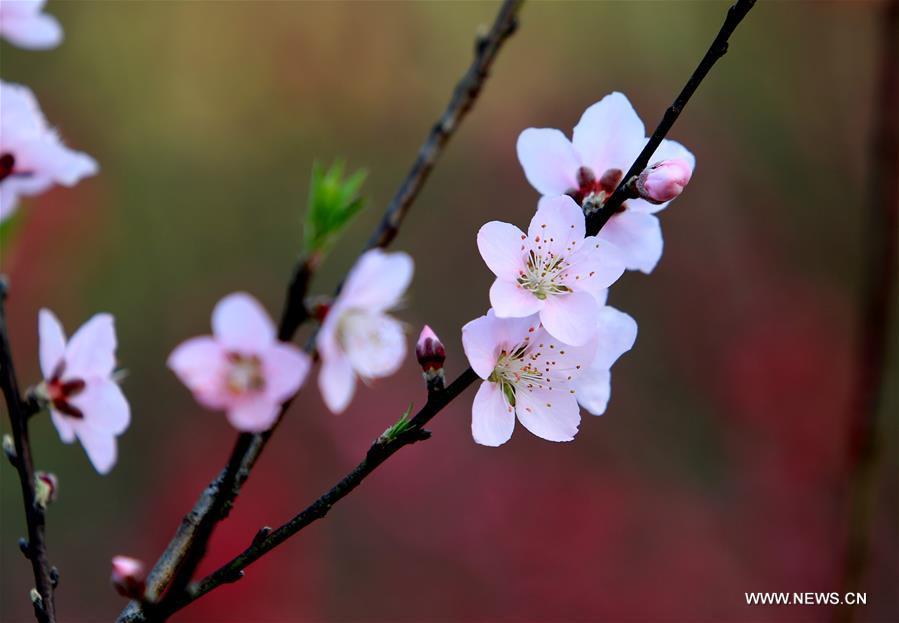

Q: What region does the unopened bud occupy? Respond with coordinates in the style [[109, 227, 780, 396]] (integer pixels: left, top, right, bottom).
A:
[[3, 434, 17, 465], [636, 159, 692, 204], [416, 325, 446, 393], [111, 556, 146, 599], [34, 472, 58, 508]]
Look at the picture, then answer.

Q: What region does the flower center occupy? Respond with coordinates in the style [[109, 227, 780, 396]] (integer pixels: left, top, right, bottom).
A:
[[225, 352, 265, 395], [566, 166, 624, 209], [46, 362, 86, 419], [516, 248, 572, 300], [489, 342, 545, 406], [0, 153, 15, 183]]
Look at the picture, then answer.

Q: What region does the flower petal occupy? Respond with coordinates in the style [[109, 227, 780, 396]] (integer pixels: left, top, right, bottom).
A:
[[515, 389, 580, 442], [212, 292, 275, 353], [38, 308, 66, 379], [50, 409, 76, 443], [167, 336, 229, 409], [76, 426, 117, 474], [597, 210, 663, 274], [319, 353, 357, 414], [573, 366, 612, 416], [263, 342, 311, 404], [471, 381, 515, 447], [539, 291, 598, 346], [572, 92, 646, 174], [477, 221, 526, 281], [489, 278, 542, 318], [563, 236, 626, 294], [339, 249, 414, 312], [0, 7, 62, 50], [593, 306, 638, 370], [343, 312, 406, 380], [69, 378, 131, 436], [226, 396, 280, 433], [527, 195, 586, 258], [65, 313, 116, 378], [516, 128, 581, 196]]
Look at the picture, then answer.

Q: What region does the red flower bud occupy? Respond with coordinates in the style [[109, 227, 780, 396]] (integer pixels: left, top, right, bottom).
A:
[[636, 159, 692, 204], [416, 325, 446, 372], [111, 556, 146, 599]]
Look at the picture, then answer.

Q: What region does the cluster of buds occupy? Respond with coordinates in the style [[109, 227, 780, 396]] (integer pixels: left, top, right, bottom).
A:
[[111, 555, 146, 599], [635, 159, 693, 204], [416, 326, 446, 393]]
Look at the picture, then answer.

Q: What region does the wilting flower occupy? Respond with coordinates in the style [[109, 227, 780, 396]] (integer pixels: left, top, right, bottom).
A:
[[0, 81, 97, 223], [38, 310, 129, 474], [0, 0, 62, 50], [317, 249, 413, 414], [517, 91, 695, 274], [477, 195, 624, 346], [168, 293, 311, 433], [462, 310, 596, 446], [110, 555, 146, 599], [572, 290, 638, 416]]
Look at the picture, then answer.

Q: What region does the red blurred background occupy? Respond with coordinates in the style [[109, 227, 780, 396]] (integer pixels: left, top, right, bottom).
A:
[[1, 2, 896, 622]]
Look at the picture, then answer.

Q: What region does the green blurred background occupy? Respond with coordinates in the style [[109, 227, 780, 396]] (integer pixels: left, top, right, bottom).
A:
[[1, 1, 897, 622]]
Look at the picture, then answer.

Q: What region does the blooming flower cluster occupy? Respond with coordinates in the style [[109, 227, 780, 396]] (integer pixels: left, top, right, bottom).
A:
[[464, 92, 692, 446]]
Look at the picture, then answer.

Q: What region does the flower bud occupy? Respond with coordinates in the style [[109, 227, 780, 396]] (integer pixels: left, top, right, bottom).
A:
[[111, 556, 146, 599], [416, 325, 446, 393], [636, 159, 692, 204], [34, 472, 58, 508], [3, 434, 17, 465]]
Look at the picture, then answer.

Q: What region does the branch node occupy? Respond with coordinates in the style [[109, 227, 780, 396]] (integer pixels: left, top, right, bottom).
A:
[[3, 433, 18, 466], [19, 537, 31, 559], [49, 567, 59, 589], [252, 526, 272, 546]]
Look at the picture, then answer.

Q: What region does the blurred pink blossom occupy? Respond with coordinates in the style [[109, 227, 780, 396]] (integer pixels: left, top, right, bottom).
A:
[[637, 159, 693, 204], [462, 309, 596, 446], [0, 0, 61, 50], [477, 195, 623, 346], [168, 293, 311, 433], [317, 249, 413, 414], [110, 555, 145, 599], [0, 81, 97, 222], [517, 92, 695, 273], [38, 309, 129, 474]]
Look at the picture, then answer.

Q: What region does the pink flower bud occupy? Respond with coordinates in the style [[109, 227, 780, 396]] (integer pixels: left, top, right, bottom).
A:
[[34, 471, 58, 508], [636, 159, 692, 204], [416, 325, 446, 373], [111, 556, 146, 599]]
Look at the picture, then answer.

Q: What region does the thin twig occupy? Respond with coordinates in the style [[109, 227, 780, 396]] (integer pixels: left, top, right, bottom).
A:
[[118, 3, 523, 621], [0, 278, 57, 623], [160, 0, 757, 613], [836, 1, 899, 621]]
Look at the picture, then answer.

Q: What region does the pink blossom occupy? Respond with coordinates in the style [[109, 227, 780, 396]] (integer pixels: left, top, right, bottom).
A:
[[516, 92, 695, 274], [317, 249, 413, 414], [637, 159, 693, 204], [0, 0, 62, 49], [572, 290, 638, 416], [462, 310, 596, 446], [477, 195, 624, 346], [168, 293, 311, 433], [0, 81, 97, 223], [110, 555, 146, 598], [38, 309, 129, 474]]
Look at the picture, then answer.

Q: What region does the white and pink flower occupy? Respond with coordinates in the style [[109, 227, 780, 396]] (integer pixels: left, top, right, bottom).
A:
[[572, 290, 638, 416], [517, 91, 695, 274], [168, 293, 311, 433], [0, 0, 62, 50], [477, 195, 624, 346], [0, 81, 98, 223], [317, 249, 413, 414], [462, 310, 596, 446], [38, 309, 129, 474]]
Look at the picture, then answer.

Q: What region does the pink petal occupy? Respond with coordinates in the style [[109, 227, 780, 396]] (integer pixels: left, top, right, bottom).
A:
[[593, 306, 638, 370], [471, 381, 515, 447], [167, 336, 229, 409], [343, 313, 406, 380], [527, 195, 586, 258], [572, 92, 646, 174], [516, 128, 581, 196], [318, 353, 357, 414], [38, 308, 66, 379], [539, 291, 599, 346], [339, 249, 413, 312], [597, 210, 663, 274], [262, 342, 311, 404], [461, 312, 503, 379], [76, 426, 117, 474], [0, 174, 53, 223], [0, 4, 62, 50], [573, 366, 612, 416], [225, 396, 281, 433], [477, 221, 527, 281], [69, 378, 131, 436], [515, 388, 580, 442], [65, 313, 116, 378], [563, 236, 626, 294], [489, 278, 542, 318], [532, 326, 597, 384], [50, 409, 76, 443], [212, 292, 275, 353]]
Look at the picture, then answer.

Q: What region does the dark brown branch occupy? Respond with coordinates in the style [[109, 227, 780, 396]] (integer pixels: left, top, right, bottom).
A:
[[0, 278, 57, 623], [160, 0, 757, 611], [836, 1, 899, 621], [118, 3, 523, 621], [585, 0, 756, 235]]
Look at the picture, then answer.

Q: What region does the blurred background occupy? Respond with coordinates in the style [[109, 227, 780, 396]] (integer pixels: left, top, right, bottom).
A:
[[1, 1, 897, 622]]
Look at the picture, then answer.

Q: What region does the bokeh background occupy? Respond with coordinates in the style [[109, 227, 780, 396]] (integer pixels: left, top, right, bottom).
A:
[[1, 1, 897, 622]]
